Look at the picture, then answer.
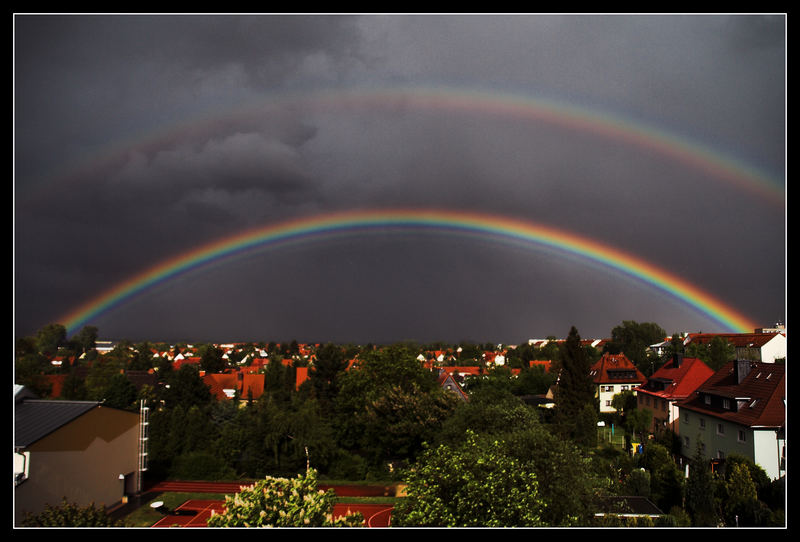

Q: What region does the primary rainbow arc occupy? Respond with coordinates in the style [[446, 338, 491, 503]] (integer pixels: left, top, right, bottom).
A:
[[59, 209, 759, 335]]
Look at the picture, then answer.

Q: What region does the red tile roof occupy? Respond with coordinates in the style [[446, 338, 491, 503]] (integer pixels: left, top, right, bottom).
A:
[[685, 332, 784, 348], [676, 361, 785, 428], [202, 373, 239, 401], [590, 353, 646, 385], [240, 373, 265, 400], [636, 357, 714, 401]]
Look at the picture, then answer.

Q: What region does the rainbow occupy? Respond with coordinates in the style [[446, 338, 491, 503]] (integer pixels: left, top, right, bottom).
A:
[[25, 85, 784, 207], [59, 209, 759, 335]]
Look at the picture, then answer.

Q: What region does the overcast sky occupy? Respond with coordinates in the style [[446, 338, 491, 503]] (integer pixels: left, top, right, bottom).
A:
[[14, 14, 786, 345]]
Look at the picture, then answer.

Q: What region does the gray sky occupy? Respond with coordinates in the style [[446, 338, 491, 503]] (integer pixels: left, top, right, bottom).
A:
[[14, 14, 786, 344]]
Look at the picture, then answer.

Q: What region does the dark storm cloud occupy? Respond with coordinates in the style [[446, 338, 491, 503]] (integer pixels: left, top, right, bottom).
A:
[[14, 14, 785, 343]]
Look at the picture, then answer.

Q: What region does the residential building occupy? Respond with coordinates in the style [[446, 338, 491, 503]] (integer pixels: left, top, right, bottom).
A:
[[14, 386, 141, 525], [635, 353, 714, 434], [684, 332, 786, 363], [590, 353, 647, 413], [676, 360, 785, 480]]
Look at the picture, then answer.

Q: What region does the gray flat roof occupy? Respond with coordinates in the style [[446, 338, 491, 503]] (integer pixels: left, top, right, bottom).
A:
[[15, 398, 101, 448]]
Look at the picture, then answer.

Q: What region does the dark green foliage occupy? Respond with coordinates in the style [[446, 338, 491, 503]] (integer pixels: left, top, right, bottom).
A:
[[21, 498, 124, 527], [393, 431, 546, 527], [685, 441, 719, 526], [606, 320, 666, 376], [554, 327, 596, 445], [102, 373, 138, 410]]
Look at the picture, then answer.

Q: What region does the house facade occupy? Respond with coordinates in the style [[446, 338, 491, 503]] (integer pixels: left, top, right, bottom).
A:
[[676, 360, 785, 480], [684, 332, 786, 363], [590, 353, 647, 413], [14, 387, 141, 524], [635, 354, 714, 434]]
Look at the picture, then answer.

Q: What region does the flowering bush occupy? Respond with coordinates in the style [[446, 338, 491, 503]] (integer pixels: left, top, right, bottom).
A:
[[207, 468, 363, 527]]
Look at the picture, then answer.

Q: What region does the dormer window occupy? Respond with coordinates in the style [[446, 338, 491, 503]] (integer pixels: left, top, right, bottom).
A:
[[704, 395, 711, 405], [722, 398, 730, 410]]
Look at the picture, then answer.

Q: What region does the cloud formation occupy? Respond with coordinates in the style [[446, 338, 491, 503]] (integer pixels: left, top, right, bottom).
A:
[[14, 14, 785, 343]]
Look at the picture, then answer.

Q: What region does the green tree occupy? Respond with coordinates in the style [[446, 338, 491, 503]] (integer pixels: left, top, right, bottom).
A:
[[554, 327, 596, 445], [685, 440, 719, 526], [606, 320, 666, 376], [393, 431, 545, 527], [21, 498, 124, 527], [199, 343, 226, 373], [102, 373, 138, 410], [162, 364, 213, 409], [307, 343, 349, 409], [708, 336, 735, 371], [206, 469, 363, 527], [35, 323, 67, 357], [71, 325, 98, 355], [722, 462, 762, 526]]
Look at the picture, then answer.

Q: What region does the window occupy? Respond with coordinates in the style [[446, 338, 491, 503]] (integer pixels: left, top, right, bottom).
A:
[[621, 385, 629, 391], [683, 411, 689, 423], [717, 451, 725, 460], [684, 436, 690, 448], [717, 423, 725, 436], [699, 418, 706, 429], [704, 395, 711, 405], [605, 400, 612, 407], [738, 430, 747, 443], [722, 398, 730, 409]]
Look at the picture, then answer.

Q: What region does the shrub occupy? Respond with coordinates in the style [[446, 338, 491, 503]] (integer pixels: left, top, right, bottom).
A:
[[207, 468, 363, 527]]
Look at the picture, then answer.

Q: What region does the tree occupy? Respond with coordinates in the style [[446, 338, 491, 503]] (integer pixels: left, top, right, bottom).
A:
[[162, 364, 213, 409], [102, 373, 138, 410], [71, 325, 98, 355], [606, 321, 666, 376], [685, 440, 719, 526], [553, 327, 596, 444], [206, 468, 363, 527], [392, 431, 545, 527], [199, 343, 226, 373], [307, 343, 349, 408], [708, 336, 735, 371], [35, 323, 67, 357]]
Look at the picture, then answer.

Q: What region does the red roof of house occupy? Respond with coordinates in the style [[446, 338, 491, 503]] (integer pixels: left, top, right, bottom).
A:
[[636, 356, 714, 401], [241, 373, 265, 400], [590, 353, 646, 385], [295, 366, 309, 390], [676, 361, 785, 428], [202, 373, 239, 401], [441, 366, 483, 376], [437, 372, 469, 401], [529, 360, 552, 372], [685, 333, 784, 348]]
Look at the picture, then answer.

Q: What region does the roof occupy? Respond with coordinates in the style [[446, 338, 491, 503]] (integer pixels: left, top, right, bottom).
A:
[[241, 373, 265, 399], [590, 353, 646, 385], [676, 361, 785, 428], [636, 356, 714, 400], [685, 332, 784, 349], [437, 372, 469, 401], [202, 373, 239, 400], [15, 398, 101, 448]]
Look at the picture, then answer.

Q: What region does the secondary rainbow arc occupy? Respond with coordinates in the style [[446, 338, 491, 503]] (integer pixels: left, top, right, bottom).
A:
[[59, 209, 759, 336], [25, 85, 783, 208]]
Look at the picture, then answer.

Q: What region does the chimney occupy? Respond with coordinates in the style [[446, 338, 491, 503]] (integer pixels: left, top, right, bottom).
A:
[[734, 359, 752, 384], [672, 352, 683, 368]]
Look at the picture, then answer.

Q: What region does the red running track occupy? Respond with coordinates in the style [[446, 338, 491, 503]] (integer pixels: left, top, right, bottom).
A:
[[146, 480, 395, 527]]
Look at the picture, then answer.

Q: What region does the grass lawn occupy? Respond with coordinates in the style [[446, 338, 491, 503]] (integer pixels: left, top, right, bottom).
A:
[[123, 492, 223, 527]]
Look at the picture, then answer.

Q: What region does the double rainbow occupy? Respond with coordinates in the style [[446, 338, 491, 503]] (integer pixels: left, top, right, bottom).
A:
[[59, 209, 759, 335]]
